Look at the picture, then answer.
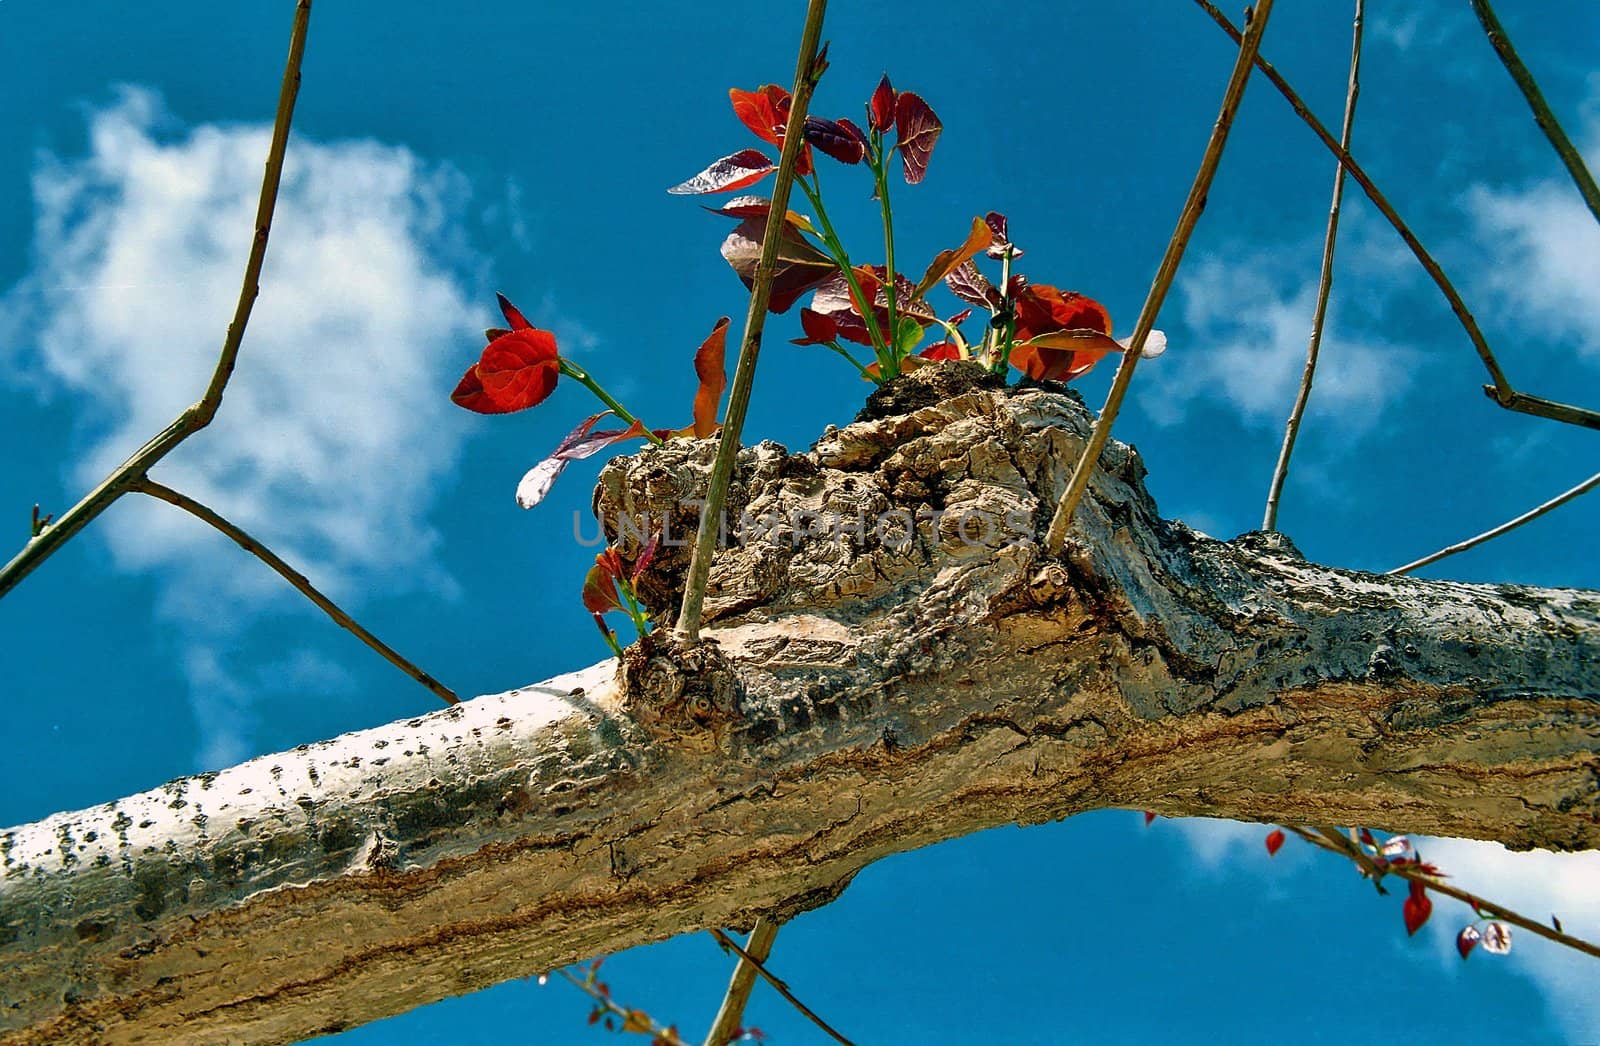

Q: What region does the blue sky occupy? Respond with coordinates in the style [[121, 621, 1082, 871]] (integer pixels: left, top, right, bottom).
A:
[[2, 1, 1598, 1042]]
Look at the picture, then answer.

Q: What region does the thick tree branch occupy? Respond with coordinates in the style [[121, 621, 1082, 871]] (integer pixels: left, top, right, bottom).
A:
[[3, 368, 1596, 1044]]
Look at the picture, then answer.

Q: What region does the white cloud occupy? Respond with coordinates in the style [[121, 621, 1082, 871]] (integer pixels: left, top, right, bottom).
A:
[[0, 88, 489, 760], [1167, 818, 1600, 1037], [1415, 836, 1600, 1040], [1464, 135, 1600, 357], [1144, 252, 1414, 429]]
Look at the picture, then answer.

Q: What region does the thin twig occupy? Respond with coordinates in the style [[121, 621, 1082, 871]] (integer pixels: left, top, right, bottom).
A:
[[1286, 826, 1600, 960], [135, 479, 458, 706], [675, 0, 829, 640], [1388, 468, 1600, 576], [557, 967, 691, 1045], [709, 928, 855, 1046], [1469, 0, 1600, 227], [1043, 0, 1276, 554], [1192, 0, 1600, 432], [1263, 0, 1363, 532], [703, 916, 780, 1046], [0, 0, 314, 599]]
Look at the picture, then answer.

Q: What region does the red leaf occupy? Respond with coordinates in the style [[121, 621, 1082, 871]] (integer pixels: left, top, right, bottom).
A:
[[701, 195, 813, 231], [690, 316, 731, 437], [452, 328, 561, 414], [1456, 924, 1481, 959], [869, 74, 896, 133], [669, 149, 777, 195], [1403, 883, 1433, 936], [1265, 829, 1286, 856], [515, 412, 648, 509], [912, 216, 994, 298], [484, 326, 511, 344], [730, 86, 786, 147], [632, 532, 660, 582], [945, 260, 1001, 310], [583, 560, 622, 615], [1009, 285, 1117, 382], [983, 212, 1023, 259], [1143, 811, 1157, 827], [497, 292, 533, 331], [918, 341, 961, 362], [719, 215, 837, 314], [894, 91, 942, 184], [804, 116, 866, 165], [791, 307, 840, 346], [729, 85, 811, 176]]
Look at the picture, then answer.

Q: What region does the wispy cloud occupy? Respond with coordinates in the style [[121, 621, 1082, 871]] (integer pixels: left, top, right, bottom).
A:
[[1143, 250, 1414, 430], [1463, 126, 1600, 358], [0, 88, 489, 762]]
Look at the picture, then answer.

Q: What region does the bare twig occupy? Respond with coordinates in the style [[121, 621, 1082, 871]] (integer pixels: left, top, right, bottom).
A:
[[0, 0, 314, 599], [1044, 0, 1276, 553], [1263, 0, 1363, 532], [1469, 0, 1600, 227], [135, 479, 458, 706], [1193, 0, 1600, 432], [709, 928, 855, 1046], [675, 0, 829, 641], [703, 917, 781, 1046], [1286, 827, 1600, 960], [557, 967, 691, 1045], [1388, 468, 1600, 576]]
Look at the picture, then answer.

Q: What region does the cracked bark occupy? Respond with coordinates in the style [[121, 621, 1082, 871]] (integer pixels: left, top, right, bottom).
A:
[[2, 364, 1596, 1044]]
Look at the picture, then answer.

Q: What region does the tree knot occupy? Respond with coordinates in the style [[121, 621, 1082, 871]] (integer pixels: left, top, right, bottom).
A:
[[621, 632, 742, 743]]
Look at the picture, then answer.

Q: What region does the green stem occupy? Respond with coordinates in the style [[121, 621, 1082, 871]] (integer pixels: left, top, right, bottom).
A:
[[997, 247, 1017, 374], [872, 141, 899, 363], [822, 340, 873, 378], [797, 176, 893, 373], [558, 360, 665, 444]]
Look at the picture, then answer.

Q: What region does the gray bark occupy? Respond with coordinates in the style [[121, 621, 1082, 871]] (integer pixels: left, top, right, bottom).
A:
[[3, 366, 1596, 1044]]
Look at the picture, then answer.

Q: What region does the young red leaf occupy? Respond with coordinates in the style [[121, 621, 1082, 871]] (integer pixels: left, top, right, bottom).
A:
[[731, 86, 785, 147], [804, 116, 866, 165], [497, 292, 533, 331], [622, 1010, 653, 1034], [668, 149, 777, 195], [945, 260, 1001, 310], [729, 85, 811, 175], [1403, 882, 1433, 936], [918, 341, 961, 362], [912, 216, 994, 298], [791, 307, 841, 346], [701, 195, 815, 232], [632, 533, 661, 582], [515, 412, 649, 509], [869, 74, 896, 133], [1265, 829, 1286, 856], [583, 561, 623, 615], [1142, 811, 1157, 826], [893, 91, 942, 184], [983, 212, 1023, 259], [690, 316, 731, 438], [719, 215, 837, 313], [1456, 924, 1481, 959], [452, 327, 561, 414]]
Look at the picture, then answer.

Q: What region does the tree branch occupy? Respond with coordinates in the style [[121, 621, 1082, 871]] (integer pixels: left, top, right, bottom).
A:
[[1192, 0, 1600, 432], [1045, 0, 1275, 551], [3, 374, 1596, 1043], [132, 479, 457, 705], [1388, 468, 1600, 576], [702, 917, 780, 1046], [676, 0, 829, 641], [0, 0, 314, 599], [708, 928, 852, 1046], [1263, 0, 1363, 532], [1468, 0, 1600, 228]]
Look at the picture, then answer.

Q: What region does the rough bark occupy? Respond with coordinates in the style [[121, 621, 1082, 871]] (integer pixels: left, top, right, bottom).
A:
[[3, 365, 1596, 1044]]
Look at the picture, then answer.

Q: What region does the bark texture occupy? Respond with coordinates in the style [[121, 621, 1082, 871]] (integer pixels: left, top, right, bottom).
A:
[[3, 365, 1597, 1043]]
